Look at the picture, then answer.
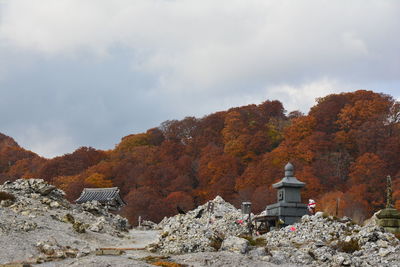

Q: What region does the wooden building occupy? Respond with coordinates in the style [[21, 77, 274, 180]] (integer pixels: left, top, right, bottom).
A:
[[75, 187, 126, 210]]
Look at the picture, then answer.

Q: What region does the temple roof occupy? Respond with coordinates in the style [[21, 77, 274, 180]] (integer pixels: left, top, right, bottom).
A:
[[75, 187, 126, 206]]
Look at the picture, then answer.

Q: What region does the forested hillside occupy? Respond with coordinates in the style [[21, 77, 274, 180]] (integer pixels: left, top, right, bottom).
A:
[[1, 90, 400, 224]]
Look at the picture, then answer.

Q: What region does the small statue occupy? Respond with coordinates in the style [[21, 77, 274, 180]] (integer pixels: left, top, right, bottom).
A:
[[308, 199, 316, 215]]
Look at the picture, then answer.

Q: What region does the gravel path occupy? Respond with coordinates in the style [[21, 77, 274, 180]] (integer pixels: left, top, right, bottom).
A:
[[32, 229, 300, 267]]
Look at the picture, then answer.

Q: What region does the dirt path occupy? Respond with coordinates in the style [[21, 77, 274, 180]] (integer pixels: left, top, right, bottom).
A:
[[34, 229, 161, 267], [127, 229, 160, 248], [32, 229, 303, 266]]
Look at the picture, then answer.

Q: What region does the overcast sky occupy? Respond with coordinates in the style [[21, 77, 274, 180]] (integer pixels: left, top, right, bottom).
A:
[[0, 0, 399, 158]]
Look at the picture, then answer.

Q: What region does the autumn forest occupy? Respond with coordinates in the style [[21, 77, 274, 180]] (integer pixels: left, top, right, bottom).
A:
[[1, 90, 400, 224]]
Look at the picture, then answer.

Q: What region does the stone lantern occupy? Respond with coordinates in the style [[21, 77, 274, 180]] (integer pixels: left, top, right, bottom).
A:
[[241, 202, 252, 215], [266, 162, 308, 225]]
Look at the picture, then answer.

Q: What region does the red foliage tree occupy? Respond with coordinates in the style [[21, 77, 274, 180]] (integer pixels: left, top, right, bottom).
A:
[[38, 147, 106, 182], [3, 90, 400, 225], [319, 191, 345, 217], [348, 153, 387, 211]]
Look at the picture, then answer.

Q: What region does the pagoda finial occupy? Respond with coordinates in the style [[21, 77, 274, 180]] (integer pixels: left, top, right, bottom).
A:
[[285, 162, 294, 177], [386, 175, 394, 209]]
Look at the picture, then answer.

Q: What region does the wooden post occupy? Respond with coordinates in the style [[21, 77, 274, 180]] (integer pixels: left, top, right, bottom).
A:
[[336, 197, 340, 217], [206, 202, 214, 229]]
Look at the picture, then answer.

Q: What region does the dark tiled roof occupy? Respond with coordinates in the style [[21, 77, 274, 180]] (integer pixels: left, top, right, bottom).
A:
[[75, 187, 126, 206]]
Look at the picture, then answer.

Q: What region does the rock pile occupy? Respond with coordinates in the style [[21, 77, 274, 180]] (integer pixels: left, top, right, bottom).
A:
[[264, 212, 400, 266], [149, 196, 400, 266], [35, 239, 90, 263], [149, 196, 249, 254], [0, 178, 129, 235], [1, 178, 68, 209], [0, 178, 132, 264]]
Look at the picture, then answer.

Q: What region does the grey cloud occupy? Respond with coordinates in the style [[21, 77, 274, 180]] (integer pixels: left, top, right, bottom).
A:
[[0, 0, 399, 157]]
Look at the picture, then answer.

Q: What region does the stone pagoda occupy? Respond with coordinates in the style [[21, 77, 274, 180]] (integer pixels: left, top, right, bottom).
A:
[[266, 162, 308, 225], [376, 175, 400, 234]]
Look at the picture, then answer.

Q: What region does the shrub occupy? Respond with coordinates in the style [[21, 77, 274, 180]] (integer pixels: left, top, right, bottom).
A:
[[308, 250, 317, 260], [0, 191, 16, 202], [153, 262, 185, 267], [322, 212, 330, 219], [334, 239, 361, 253], [239, 234, 267, 247], [291, 241, 303, 249], [140, 256, 170, 262], [395, 233, 400, 240], [209, 232, 225, 251], [140, 256, 186, 267]]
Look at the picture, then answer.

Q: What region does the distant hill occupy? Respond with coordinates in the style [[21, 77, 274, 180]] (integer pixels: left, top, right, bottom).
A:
[[0, 133, 43, 179], [1, 90, 400, 224]]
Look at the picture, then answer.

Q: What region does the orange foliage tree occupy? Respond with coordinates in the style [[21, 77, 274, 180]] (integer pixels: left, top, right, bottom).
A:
[[348, 153, 387, 212], [319, 191, 345, 217], [2, 90, 400, 224], [84, 173, 113, 188]]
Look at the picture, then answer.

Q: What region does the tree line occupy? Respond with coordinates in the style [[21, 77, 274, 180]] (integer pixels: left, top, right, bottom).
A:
[[1, 90, 399, 224]]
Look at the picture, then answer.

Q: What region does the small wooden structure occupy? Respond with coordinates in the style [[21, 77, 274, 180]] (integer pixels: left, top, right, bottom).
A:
[[252, 215, 280, 234], [75, 187, 126, 210]]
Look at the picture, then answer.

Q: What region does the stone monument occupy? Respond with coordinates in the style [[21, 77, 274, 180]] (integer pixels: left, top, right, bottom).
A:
[[376, 175, 400, 234], [266, 162, 308, 225]]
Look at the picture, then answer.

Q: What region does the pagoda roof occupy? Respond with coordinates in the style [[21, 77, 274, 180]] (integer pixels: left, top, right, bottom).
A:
[[273, 177, 305, 188], [272, 162, 305, 189]]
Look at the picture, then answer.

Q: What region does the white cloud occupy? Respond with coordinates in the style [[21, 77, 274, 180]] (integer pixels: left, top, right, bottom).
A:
[[264, 78, 350, 113], [12, 124, 75, 158]]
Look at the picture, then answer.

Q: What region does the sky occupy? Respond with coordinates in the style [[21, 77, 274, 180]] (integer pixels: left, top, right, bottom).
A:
[[0, 0, 399, 158]]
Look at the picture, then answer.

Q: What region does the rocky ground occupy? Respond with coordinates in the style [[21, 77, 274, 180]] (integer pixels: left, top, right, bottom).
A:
[[264, 214, 400, 266], [148, 196, 400, 267], [1, 179, 400, 266]]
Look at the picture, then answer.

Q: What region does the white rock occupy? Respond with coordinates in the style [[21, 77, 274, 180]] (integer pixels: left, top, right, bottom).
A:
[[377, 239, 389, 248], [379, 248, 390, 257], [50, 201, 60, 208], [334, 255, 345, 265], [249, 247, 267, 257], [21, 210, 30, 216], [220, 236, 249, 254]]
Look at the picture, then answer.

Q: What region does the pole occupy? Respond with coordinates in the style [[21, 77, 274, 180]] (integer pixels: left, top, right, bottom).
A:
[[336, 198, 340, 217]]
